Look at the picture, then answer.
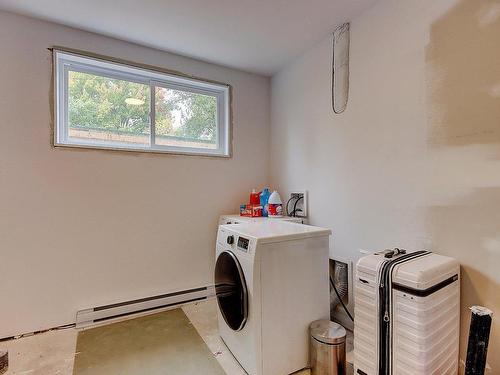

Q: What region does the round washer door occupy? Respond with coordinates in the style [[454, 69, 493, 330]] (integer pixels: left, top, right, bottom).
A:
[[214, 250, 248, 331]]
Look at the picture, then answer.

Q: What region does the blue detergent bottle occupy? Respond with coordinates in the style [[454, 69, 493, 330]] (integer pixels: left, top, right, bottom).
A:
[[260, 188, 271, 217]]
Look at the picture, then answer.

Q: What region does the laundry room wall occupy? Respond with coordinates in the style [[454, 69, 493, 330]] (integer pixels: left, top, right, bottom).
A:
[[0, 11, 270, 338], [270, 0, 499, 370]]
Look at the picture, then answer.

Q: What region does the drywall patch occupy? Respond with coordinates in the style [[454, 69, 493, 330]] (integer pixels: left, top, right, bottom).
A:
[[424, 0, 500, 370], [424, 187, 500, 370], [425, 0, 500, 147]]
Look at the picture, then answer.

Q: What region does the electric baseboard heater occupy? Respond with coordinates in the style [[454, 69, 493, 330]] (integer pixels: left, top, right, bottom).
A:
[[76, 285, 215, 328], [354, 249, 460, 375]]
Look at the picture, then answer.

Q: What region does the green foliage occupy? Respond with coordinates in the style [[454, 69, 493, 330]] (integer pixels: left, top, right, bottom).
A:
[[154, 87, 175, 136], [68, 71, 217, 142], [68, 71, 153, 134], [172, 91, 217, 141]]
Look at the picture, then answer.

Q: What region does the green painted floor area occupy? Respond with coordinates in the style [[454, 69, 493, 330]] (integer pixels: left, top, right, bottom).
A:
[[73, 308, 226, 375]]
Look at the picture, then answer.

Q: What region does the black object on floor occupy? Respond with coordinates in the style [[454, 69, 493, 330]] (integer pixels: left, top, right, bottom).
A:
[[465, 306, 493, 375], [0, 350, 7, 375]]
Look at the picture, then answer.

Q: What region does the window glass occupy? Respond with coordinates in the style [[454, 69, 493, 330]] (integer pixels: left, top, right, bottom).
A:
[[68, 71, 151, 147], [155, 87, 217, 149]]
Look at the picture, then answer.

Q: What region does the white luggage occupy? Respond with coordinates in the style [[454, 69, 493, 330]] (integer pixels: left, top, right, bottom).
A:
[[353, 249, 460, 375]]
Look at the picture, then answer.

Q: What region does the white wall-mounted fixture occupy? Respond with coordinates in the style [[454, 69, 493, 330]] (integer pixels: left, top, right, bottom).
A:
[[76, 285, 215, 328], [332, 23, 350, 114], [288, 191, 307, 218]]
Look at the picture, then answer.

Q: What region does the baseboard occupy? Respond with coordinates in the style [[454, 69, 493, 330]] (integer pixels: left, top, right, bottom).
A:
[[76, 285, 216, 329]]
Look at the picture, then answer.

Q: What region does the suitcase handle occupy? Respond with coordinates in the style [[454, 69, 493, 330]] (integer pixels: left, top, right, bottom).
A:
[[376, 247, 407, 258]]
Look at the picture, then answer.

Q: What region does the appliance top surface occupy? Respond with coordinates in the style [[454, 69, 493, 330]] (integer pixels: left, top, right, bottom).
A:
[[220, 214, 302, 221], [220, 221, 331, 244]]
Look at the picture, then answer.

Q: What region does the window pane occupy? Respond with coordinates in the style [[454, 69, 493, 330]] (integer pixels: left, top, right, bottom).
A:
[[68, 71, 151, 147], [155, 87, 218, 149]]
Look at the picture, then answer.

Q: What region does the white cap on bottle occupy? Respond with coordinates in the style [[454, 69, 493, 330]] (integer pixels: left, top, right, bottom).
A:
[[268, 190, 282, 204]]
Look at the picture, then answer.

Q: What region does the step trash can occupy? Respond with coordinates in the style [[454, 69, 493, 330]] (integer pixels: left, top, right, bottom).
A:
[[310, 320, 346, 375]]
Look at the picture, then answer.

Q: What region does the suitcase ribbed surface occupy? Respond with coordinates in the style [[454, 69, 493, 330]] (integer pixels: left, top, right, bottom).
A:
[[392, 283, 459, 374], [353, 252, 460, 375], [354, 256, 384, 374]]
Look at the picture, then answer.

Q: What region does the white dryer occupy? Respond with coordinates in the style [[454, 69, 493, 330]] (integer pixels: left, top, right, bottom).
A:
[[214, 221, 331, 375]]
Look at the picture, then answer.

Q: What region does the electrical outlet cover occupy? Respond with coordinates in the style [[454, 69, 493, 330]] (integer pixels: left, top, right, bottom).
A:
[[289, 191, 307, 217]]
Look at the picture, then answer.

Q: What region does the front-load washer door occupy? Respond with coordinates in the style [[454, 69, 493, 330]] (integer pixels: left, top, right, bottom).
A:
[[214, 250, 248, 331]]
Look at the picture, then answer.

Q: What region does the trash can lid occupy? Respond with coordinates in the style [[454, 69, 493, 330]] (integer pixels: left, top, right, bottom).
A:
[[310, 319, 346, 344]]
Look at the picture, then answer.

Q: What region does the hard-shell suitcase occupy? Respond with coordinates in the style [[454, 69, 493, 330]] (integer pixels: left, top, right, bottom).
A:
[[353, 249, 460, 375]]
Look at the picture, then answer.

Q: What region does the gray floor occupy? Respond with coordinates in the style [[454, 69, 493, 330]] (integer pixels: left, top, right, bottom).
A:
[[73, 308, 225, 375]]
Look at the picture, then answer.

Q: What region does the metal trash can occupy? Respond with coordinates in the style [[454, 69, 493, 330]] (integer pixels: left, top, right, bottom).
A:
[[310, 320, 346, 375]]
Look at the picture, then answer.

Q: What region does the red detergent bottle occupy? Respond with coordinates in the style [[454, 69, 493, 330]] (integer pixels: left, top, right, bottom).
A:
[[250, 189, 260, 205]]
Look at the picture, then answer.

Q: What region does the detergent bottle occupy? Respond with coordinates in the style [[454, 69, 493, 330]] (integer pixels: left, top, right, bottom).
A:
[[268, 190, 283, 218], [260, 188, 271, 217], [250, 189, 260, 205]]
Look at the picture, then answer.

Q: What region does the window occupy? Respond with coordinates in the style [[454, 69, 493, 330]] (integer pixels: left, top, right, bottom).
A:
[[54, 50, 231, 156]]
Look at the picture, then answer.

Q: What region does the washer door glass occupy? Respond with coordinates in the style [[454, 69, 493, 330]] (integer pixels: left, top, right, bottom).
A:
[[215, 250, 248, 331]]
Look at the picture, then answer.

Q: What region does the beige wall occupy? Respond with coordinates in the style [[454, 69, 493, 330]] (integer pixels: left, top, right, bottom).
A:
[[270, 0, 499, 370], [0, 11, 270, 337]]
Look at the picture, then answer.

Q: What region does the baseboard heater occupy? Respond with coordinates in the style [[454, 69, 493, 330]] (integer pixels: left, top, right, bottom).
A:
[[76, 285, 215, 328]]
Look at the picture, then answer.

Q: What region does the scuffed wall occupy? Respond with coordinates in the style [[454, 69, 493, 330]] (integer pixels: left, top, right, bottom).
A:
[[0, 11, 270, 338], [270, 0, 499, 370], [426, 0, 500, 370]]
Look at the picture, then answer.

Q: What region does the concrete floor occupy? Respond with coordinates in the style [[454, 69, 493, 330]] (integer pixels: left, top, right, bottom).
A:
[[1, 300, 353, 374]]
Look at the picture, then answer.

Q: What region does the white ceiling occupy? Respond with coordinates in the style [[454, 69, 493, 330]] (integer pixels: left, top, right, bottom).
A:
[[0, 0, 376, 76]]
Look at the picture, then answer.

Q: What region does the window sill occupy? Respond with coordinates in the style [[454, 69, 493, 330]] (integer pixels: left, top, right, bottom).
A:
[[53, 142, 232, 158]]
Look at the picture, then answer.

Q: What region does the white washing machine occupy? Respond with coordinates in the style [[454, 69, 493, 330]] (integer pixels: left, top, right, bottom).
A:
[[214, 221, 331, 375]]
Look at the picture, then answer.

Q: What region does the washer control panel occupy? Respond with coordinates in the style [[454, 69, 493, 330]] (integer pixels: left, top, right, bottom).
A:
[[218, 227, 254, 255], [237, 237, 250, 253]]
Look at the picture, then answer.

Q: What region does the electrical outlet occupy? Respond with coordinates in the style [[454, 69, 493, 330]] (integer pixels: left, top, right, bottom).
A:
[[289, 191, 307, 217]]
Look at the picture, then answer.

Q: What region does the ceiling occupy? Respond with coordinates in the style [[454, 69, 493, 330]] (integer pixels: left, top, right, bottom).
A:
[[0, 0, 376, 76]]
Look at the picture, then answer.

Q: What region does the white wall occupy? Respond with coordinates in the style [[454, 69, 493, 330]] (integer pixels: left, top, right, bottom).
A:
[[270, 0, 499, 369], [0, 11, 270, 338]]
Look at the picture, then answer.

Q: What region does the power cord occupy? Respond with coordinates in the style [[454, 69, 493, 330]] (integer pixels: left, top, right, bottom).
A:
[[285, 196, 295, 216], [290, 195, 304, 217], [330, 275, 354, 322]]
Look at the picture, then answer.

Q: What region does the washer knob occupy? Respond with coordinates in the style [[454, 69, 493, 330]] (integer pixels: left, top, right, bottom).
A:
[[227, 235, 234, 245]]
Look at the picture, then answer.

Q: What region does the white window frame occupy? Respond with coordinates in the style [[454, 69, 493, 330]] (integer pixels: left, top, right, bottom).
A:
[[53, 50, 231, 157]]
